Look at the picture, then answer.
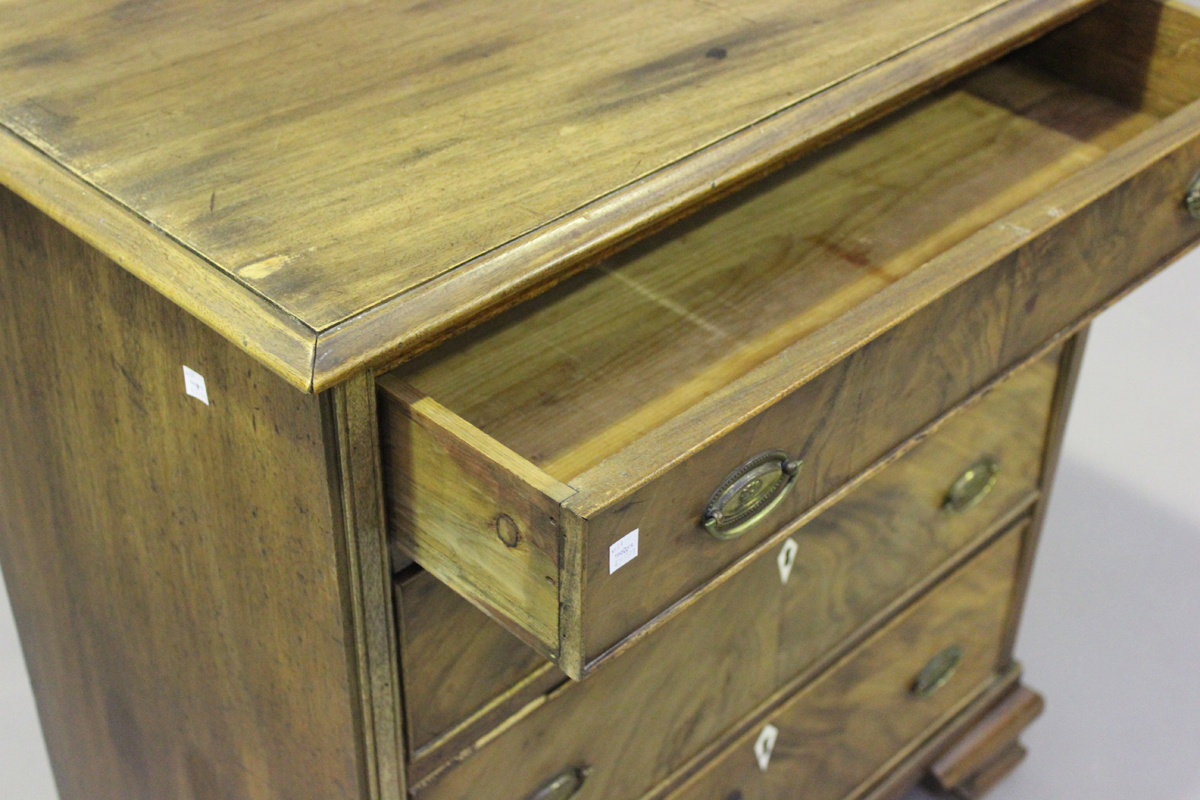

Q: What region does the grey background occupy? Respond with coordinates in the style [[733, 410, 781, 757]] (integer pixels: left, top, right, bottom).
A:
[[4, 8, 1200, 795]]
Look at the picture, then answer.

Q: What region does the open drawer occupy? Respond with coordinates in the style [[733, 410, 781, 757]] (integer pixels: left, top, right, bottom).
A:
[[400, 350, 1057, 793], [378, 0, 1200, 679]]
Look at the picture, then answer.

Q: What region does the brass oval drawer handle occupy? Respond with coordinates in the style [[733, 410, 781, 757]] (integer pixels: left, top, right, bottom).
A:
[[912, 644, 963, 698], [942, 456, 999, 514], [703, 450, 802, 540], [528, 766, 590, 800], [1187, 170, 1200, 220]]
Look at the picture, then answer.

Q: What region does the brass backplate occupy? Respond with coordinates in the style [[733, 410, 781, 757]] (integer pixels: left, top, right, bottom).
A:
[[913, 644, 964, 698], [703, 450, 801, 540]]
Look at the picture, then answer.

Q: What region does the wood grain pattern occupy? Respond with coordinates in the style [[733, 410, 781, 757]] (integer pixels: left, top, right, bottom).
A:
[[328, 373, 405, 800], [995, 108, 1200, 366], [1025, 0, 1200, 117], [668, 527, 1023, 800], [410, 534, 779, 800], [380, 17, 1200, 667], [377, 374, 574, 664], [576, 45, 1200, 665], [393, 64, 1152, 482], [395, 568, 560, 758], [565, 64, 1200, 518], [998, 329, 1089, 666], [0, 0, 1101, 390], [847, 670, 1023, 800], [0, 127, 317, 391], [303, 0, 1105, 393], [771, 356, 1057, 686], [570, 258, 1033, 662], [562, 0, 1200, 515], [407, 357, 1052, 797], [5, 4, 1197, 799], [928, 686, 1045, 794], [0, 184, 362, 800]]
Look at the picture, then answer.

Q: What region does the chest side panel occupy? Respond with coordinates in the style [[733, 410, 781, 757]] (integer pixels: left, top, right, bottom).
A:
[[0, 185, 365, 800]]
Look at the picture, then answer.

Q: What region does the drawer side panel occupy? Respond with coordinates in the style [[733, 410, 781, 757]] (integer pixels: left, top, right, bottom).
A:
[[0, 186, 365, 800], [378, 378, 569, 658], [1022, 0, 1200, 117]]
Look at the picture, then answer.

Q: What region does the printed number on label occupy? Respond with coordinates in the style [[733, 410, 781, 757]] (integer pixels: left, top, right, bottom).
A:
[[609, 529, 639, 574]]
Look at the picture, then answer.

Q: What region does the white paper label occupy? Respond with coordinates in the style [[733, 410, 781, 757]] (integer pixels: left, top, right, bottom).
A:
[[183, 366, 209, 405], [754, 724, 779, 772], [777, 538, 799, 585], [609, 529, 639, 574]]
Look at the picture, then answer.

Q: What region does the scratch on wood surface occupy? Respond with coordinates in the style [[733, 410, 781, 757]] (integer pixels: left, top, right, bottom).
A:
[[238, 254, 291, 281], [600, 266, 733, 341]]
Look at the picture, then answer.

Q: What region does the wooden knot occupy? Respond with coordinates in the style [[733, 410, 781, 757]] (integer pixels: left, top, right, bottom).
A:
[[495, 514, 520, 548]]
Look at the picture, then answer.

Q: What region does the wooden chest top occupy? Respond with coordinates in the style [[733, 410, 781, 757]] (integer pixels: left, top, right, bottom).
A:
[[0, 0, 1098, 390]]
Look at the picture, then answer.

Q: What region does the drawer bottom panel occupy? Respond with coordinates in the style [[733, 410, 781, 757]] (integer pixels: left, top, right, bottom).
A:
[[667, 522, 1024, 800]]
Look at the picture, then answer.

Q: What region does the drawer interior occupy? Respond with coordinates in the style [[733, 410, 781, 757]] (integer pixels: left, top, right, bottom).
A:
[[388, 6, 1198, 485]]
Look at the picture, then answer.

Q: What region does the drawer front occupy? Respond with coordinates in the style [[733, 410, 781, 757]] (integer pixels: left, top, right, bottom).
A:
[[668, 525, 1024, 800], [579, 262, 1018, 660], [770, 352, 1055, 681], [380, 0, 1200, 676], [409, 352, 1055, 795]]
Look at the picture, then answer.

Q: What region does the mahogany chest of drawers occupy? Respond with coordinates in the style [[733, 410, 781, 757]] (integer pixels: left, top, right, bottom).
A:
[[2, 1, 1199, 799]]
